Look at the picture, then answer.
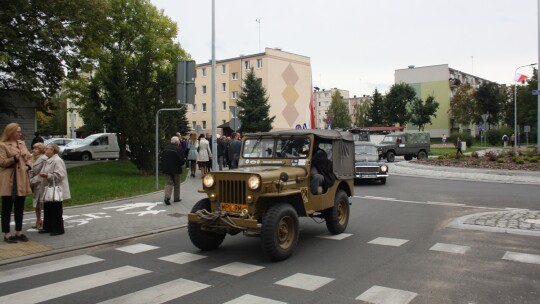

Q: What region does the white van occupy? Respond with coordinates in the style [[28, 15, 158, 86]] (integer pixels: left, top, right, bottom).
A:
[[62, 133, 120, 161]]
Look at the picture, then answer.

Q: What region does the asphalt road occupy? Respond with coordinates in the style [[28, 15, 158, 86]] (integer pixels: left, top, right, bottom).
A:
[[1, 175, 539, 304]]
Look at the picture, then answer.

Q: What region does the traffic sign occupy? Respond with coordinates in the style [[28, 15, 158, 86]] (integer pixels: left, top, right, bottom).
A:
[[230, 117, 241, 131], [532, 90, 540, 95]]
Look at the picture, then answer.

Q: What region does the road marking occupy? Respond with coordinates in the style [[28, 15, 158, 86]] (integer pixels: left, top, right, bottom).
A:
[[224, 294, 287, 304], [116, 243, 159, 254], [275, 273, 334, 291], [430, 243, 470, 254], [502, 251, 540, 265], [356, 285, 418, 304], [0, 254, 103, 284], [0, 266, 151, 304], [211, 262, 264, 277], [158, 252, 207, 264], [368, 237, 409, 247], [317, 233, 352, 240], [97, 278, 210, 304], [355, 196, 502, 210]]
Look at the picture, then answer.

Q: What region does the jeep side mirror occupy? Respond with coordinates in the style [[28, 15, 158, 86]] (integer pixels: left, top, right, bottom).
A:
[[279, 172, 289, 182]]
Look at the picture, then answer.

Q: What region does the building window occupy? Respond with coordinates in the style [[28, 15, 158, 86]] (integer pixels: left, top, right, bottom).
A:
[[222, 64, 226, 74], [232, 91, 238, 99], [202, 68, 207, 77], [222, 101, 227, 110], [232, 72, 238, 80], [202, 103, 207, 112], [202, 85, 207, 94], [257, 58, 263, 68], [202, 121, 207, 129], [192, 104, 197, 113], [244, 60, 250, 70], [222, 83, 226, 92], [192, 121, 196, 129]]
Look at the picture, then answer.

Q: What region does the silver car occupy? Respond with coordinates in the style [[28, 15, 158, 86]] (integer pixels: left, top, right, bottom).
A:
[[354, 142, 389, 184]]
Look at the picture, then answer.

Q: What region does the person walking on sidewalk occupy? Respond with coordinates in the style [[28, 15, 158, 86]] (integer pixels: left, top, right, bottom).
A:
[[197, 133, 212, 177], [29, 142, 48, 229], [187, 132, 198, 177], [230, 133, 242, 169], [0, 123, 33, 243], [455, 137, 463, 157], [162, 136, 185, 205], [39, 143, 70, 236], [217, 134, 227, 170]]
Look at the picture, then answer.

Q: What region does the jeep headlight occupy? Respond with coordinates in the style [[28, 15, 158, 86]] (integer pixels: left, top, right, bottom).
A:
[[380, 165, 388, 173], [203, 174, 215, 188], [248, 175, 261, 190]]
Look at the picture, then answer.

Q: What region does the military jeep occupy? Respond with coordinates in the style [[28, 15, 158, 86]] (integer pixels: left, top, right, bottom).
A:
[[187, 129, 355, 261]]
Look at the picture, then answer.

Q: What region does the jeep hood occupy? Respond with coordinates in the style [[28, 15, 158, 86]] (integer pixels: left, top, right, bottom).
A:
[[214, 166, 307, 179]]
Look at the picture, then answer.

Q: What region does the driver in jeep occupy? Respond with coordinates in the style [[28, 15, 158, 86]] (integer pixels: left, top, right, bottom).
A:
[[310, 148, 336, 194]]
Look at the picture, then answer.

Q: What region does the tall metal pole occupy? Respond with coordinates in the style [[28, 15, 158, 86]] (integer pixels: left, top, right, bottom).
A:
[[211, 0, 217, 169], [514, 63, 536, 149], [538, 0, 540, 154]]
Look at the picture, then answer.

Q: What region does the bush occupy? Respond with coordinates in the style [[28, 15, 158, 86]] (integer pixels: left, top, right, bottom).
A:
[[484, 151, 498, 161], [530, 157, 539, 163], [449, 132, 474, 149], [512, 157, 524, 164], [486, 129, 502, 146], [496, 159, 504, 163]]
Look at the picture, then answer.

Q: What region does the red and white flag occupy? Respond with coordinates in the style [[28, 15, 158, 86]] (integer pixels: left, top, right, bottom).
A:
[[309, 91, 316, 129], [515, 73, 528, 83]]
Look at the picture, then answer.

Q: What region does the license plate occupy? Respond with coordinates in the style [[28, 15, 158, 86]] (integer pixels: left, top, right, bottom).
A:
[[221, 203, 248, 213]]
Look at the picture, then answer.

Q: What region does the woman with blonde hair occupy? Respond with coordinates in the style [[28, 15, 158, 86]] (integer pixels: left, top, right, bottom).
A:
[[0, 123, 32, 243], [29, 142, 48, 229], [186, 132, 198, 177]]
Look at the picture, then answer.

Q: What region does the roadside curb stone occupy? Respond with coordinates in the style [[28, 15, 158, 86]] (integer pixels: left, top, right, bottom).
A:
[[448, 210, 540, 237]]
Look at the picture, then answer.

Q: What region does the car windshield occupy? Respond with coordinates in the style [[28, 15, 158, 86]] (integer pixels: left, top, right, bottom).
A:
[[81, 134, 100, 145], [242, 138, 275, 158], [355, 145, 377, 155], [380, 135, 400, 144], [66, 139, 83, 147], [242, 136, 311, 159]]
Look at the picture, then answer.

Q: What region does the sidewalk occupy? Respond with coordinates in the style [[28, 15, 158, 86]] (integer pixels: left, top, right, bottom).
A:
[[1, 160, 539, 265]]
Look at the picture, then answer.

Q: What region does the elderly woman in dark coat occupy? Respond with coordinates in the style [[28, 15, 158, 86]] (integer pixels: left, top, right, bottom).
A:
[[39, 143, 70, 236]]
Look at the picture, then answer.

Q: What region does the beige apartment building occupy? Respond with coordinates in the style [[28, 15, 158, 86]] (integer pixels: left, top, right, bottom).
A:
[[344, 95, 372, 128], [313, 88, 349, 129], [188, 47, 312, 134]]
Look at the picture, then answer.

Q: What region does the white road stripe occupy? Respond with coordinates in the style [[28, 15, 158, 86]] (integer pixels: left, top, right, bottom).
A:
[[98, 278, 210, 304], [354, 195, 502, 210], [0, 255, 103, 284], [0, 266, 151, 304], [211, 262, 264, 277], [430, 243, 470, 254], [116, 243, 159, 254], [356, 285, 418, 304], [502, 251, 540, 265], [275, 273, 334, 291], [158, 252, 207, 264], [224, 294, 287, 304], [317, 233, 353, 240], [368, 237, 409, 247]]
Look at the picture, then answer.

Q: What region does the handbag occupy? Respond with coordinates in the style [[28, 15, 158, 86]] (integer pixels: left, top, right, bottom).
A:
[[41, 175, 62, 203]]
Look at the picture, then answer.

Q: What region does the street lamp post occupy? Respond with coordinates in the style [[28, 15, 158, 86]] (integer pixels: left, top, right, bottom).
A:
[[514, 63, 536, 149], [313, 87, 320, 129]]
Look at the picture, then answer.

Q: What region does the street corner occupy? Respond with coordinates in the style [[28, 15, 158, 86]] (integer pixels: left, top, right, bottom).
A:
[[0, 240, 51, 262], [448, 210, 540, 237]]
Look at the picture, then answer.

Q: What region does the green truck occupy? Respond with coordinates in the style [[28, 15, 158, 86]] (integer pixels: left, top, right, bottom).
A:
[[377, 132, 431, 162]]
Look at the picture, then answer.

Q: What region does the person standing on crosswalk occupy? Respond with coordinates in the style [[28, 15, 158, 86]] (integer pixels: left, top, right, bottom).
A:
[[161, 136, 185, 205]]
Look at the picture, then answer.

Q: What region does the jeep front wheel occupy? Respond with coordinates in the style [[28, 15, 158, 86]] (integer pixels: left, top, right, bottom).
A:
[[386, 151, 395, 162], [417, 151, 427, 160], [188, 198, 226, 251], [261, 204, 299, 261], [324, 190, 350, 234]]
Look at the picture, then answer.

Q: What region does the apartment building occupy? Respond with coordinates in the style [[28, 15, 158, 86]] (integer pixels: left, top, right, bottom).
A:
[[395, 64, 492, 138], [188, 47, 312, 133], [344, 95, 372, 128], [313, 88, 349, 129]]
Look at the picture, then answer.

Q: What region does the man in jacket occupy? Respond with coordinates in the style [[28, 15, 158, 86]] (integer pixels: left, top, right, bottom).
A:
[[162, 136, 185, 205]]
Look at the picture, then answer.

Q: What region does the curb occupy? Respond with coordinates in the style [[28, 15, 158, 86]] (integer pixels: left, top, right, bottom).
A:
[[447, 211, 540, 237]]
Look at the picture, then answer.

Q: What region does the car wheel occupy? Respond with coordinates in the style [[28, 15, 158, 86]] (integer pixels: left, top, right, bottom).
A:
[[188, 198, 226, 251], [386, 151, 395, 162], [261, 204, 299, 261], [380, 178, 387, 185], [323, 189, 350, 235], [417, 151, 427, 160], [404, 155, 413, 161], [81, 152, 92, 161]]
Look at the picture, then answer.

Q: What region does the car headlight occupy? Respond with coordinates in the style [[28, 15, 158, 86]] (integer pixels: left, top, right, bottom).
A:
[[203, 174, 215, 188], [380, 165, 388, 173], [248, 175, 261, 190]]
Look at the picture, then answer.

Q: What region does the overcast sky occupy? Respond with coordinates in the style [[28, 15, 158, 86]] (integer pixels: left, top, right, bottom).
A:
[[151, 0, 537, 97]]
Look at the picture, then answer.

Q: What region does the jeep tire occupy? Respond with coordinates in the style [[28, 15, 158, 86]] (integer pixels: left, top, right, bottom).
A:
[[417, 151, 427, 160], [386, 151, 395, 162], [261, 204, 299, 261], [324, 190, 350, 234], [188, 198, 226, 251]]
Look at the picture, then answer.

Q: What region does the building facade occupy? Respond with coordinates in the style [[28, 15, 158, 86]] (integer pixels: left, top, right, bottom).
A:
[[344, 95, 372, 128], [313, 88, 349, 129], [187, 47, 312, 134], [395, 64, 491, 138]]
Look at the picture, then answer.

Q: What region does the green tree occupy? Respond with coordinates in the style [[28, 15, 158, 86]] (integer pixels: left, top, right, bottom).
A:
[[408, 95, 440, 131], [0, 0, 106, 115], [368, 89, 385, 126], [69, 0, 189, 174], [449, 83, 477, 127], [237, 68, 275, 133], [327, 90, 351, 129], [352, 99, 371, 127], [383, 83, 416, 126], [475, 82, 504, 127]]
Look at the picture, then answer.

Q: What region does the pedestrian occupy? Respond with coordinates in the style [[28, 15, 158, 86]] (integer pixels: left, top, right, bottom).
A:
[[0, 123, 32, 243], [197, 133, 212, 177], [161, 136, 185, 205], [206, 133, 212, 172], [31, 131, 44, 149], [226, 135, 234, 168], [455, 137, 463, 156], [38, 143, 70, 236], [502, 134, 509, 148], [29, 142, 48, 229], [217, 134, 226, 171], [187, 132, 198, 177], [510, 133, 515, 147], [230, 133, 242, 169], [442, 133, 447, 145]]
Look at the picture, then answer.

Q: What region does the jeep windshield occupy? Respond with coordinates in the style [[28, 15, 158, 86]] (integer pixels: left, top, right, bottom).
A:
[[242, 136, 311, 159], [380, 135, 401, 144]]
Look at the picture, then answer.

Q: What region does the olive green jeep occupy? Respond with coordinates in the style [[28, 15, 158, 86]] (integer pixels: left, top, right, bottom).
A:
[[187, 129, 355, 261]]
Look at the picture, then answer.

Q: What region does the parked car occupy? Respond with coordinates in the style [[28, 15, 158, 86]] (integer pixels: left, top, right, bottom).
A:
[[44, 138, 74, 154], [62, 133, 120, 161], [354, 142, 388, 184], [378, 132, 430, 162], [188, 129, 355, 261]]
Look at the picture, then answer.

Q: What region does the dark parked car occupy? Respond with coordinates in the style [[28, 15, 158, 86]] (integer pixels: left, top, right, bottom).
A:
[[355, 142, 388, 184]]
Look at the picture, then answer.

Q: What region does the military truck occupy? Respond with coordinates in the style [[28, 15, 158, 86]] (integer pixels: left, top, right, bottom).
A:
[[377, 132, 430, 162], [187, 129, 355, 261]]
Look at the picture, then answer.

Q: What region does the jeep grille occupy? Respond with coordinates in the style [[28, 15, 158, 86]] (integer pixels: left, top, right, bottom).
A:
[[218, 180, 246, 204], [356, 166, 379, 173]]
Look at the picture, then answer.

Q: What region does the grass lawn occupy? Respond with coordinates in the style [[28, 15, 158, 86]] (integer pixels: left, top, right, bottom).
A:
[[24, 160, 188, 210]]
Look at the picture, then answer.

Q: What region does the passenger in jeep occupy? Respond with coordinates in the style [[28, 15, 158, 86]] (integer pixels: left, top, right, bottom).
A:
[[310, 149, 336, 194]]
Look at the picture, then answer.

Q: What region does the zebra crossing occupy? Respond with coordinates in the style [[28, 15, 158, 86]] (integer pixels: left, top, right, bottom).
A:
[[1, 232, 539, 304]]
